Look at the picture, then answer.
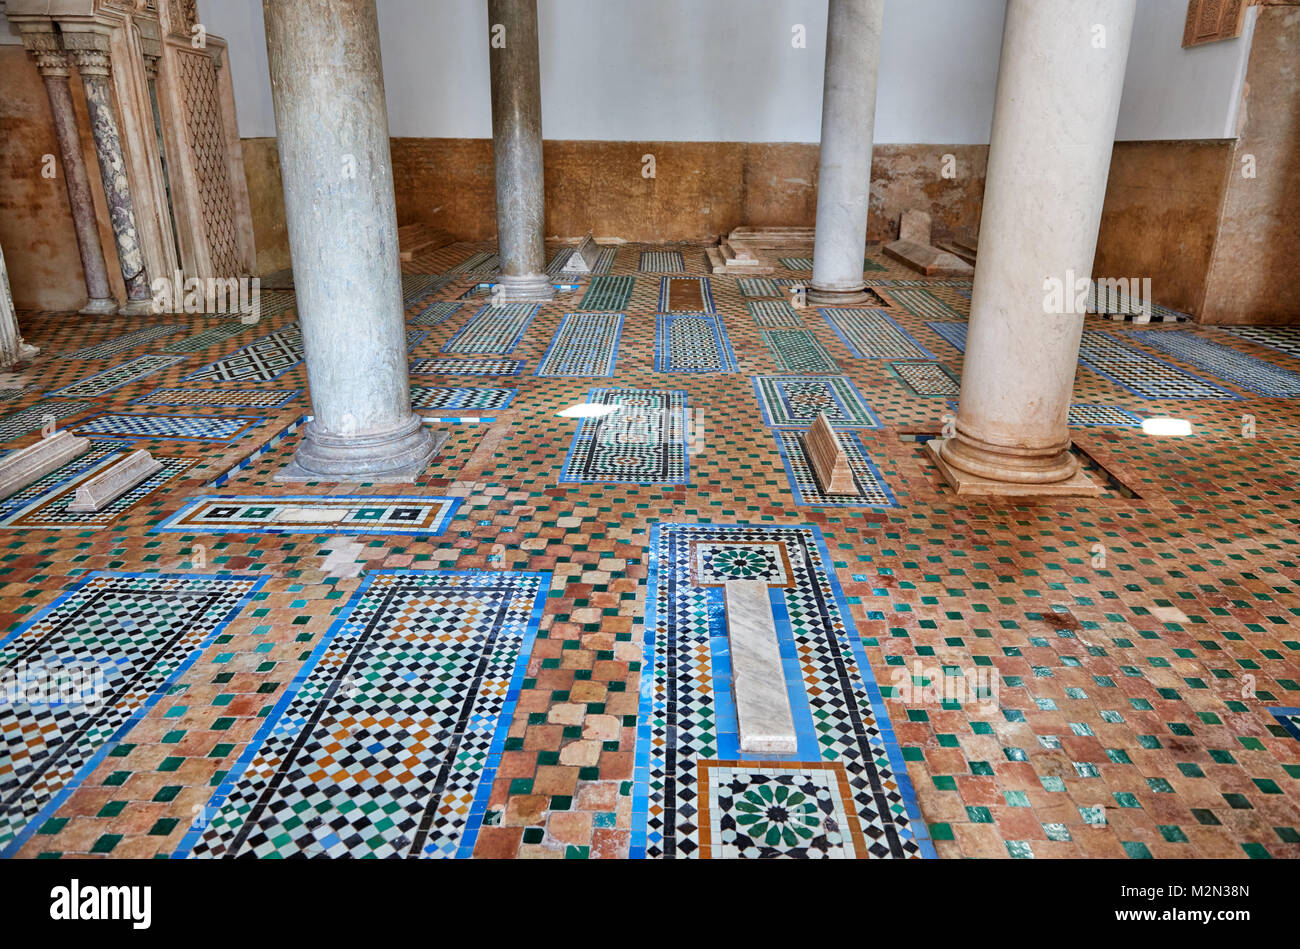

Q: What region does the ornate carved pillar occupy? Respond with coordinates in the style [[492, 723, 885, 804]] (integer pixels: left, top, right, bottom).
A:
[[0, 244, 39, 368], [16, 22, 118, 316], [62, 29, 154, 315]]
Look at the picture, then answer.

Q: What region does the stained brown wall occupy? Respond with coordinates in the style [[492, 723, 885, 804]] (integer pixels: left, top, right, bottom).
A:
[[1199, 2, 1300, 324]]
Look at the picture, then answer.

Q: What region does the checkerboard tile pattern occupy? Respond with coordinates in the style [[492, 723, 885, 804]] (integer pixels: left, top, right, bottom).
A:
[[155, 496, 460, 535], [49, 355, 188, 397], [560, 388, 688, 484], [535, 314, 622, 378], [410, 358, 525, 376], [1132, 330, 1300, 397], [409, 387, 515, 411], [442, 304, 539, 355], [655, 315, 737, 373], [61, 325, 185, 359], [74, 413, 263, 441], [131, 387, 300, 409]]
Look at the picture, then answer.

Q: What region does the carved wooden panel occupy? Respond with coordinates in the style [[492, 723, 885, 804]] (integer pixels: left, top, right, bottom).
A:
[[175, 49, 242, 277], [1183, 0, 1250, 47]]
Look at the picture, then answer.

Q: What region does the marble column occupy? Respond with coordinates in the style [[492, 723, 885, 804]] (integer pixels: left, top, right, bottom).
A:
[[26, 42, 118, 316], [0, 244, 39, 368], [487, 0, 554, 302], [263, 0, 438, 480], [929, 0, 1137, 497], [808, 0, 884, 306], [66, 44, 153, 316]]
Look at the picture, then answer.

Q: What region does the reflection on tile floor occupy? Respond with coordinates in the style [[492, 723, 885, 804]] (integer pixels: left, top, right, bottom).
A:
[[1, 240, 1298, 860]]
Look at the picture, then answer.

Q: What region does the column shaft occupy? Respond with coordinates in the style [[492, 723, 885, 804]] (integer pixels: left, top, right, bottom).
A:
[[40, 66, 117, 315], [808, 0, 884, 305], [263, 0, 436, 480], [933, 0, 1137, 495], [487, 0, 553, 301]]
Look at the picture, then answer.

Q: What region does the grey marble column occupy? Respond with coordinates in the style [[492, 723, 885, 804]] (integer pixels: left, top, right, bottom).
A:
[[487, 0, 554, 301], [263, 0, 438, 481], [66, 45, 153, 316], [0, 244, 39, 368], [929, 0, 1137, 497], [27, 45, 117, 316], [808, 0, 884, 306]]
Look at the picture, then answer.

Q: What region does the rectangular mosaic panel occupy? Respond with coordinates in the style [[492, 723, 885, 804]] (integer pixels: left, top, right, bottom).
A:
[[1077, 331, 1241, 400], [762, 329, 840, 373], [448, 251, 501, 274], [655, 314, 737, 373], [753, 375, 880, 429], [1067, 404, 1143, 427], [206, 414, 309, 487], [639, 250, 685, 273], [546, 248, 573, 275], [887, 360, 960, 396], [252, 289, 297, 319], [163, 321, 257, 354], [155, 496, 460, 535], [0, 573, 263, 856], [411, 301, 461, 326], [821, 308, 933, 359], [925, 321, 968, 352], [1131, 330, 1300, 397], [409, 387, 515, 411], [176, 570, 548, 858], [637, 524, 930, 859], [410, 358, 524, 376], [61, 324, 185, 359], [535, 313, 622, 377], [74, 413, 263, 441], [403, 273, 452, 303], [560, 388, 688, 484], [1222, 325, 1300, 360], [578, 275, 633, 311], [747, 300, 802, 328], [774, 430, 897, 507], [183, 324, 302, 383], [442, 303, 538, 355], [131, 387, 300, 409], [592, 247, 617, 274], [779, 257, 814, 271], [738, 277, 781, 298], [0, 401, 95, 441], [0, 440, 131, 522], [658, 277, 716, 313], [0, 453, 195, 529], [870, 279, 973, 288], [48, 354, 188, 398], [885, 288, 966, 321]]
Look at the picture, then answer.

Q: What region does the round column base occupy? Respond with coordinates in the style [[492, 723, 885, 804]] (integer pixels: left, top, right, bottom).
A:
[[80, 298, 119, 316], [493, 273, 555, 302], [278, 413, 442, 483], [118, 298, 156, 317], [806, 283, 870, 306], [938, 429, 1080, 484]]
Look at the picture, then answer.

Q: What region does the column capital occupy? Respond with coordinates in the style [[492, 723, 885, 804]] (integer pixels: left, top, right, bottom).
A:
[[59, 26, 115, 78], [13, 21, 71, 79]]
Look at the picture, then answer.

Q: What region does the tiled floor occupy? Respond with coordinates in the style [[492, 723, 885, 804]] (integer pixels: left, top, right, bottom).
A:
[[1, 240, 1298, 860]]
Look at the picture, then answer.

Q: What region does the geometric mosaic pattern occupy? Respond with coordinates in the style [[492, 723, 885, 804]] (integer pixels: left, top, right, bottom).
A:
[[887, 360, 960, 396], [162, 321, 258, 354], [577, 276, 634, 312], [409, 387, 515, 411], [762, 329, 840, 373], [821, 309, 933, 359], [410, 358, 525, 376], [0, 452, 195, 529], [448, 252, 501, 275], [774, 430, 897, 507], [442, 304, 539, 355], [0, 400, 95, 441], [131, 387, 300, 409], [403, 274, 453, 303], [640, 251, 685, 273], [1222, 325, 1300, 361], [411, 301, 462, 326], [74, 413, 263, 441], [779, 257, 814, 271], [738, 278, 781, 298], [177, 570, 548, 858], [535, 314, 622, 377], [885, 288, 966, 322], [1067, 403, 1143, 427], [560, 388, 688, 485], [637, 523, 930, 858], [753, 375, 881, 429], [655, 315, 737, 373], [1077, 331, 1241, 400], [1131, 330, 1300, 397], [61, 324, 185, 359], [0, 573, 263, 856], [747, 300, 802, 328], [925, 321, 969, 353], [1271, 708, 1300, 744], [658, 278, 716, 313], [183, 324, 303, 383], [154, 496, 461, 535], [47, 355, 189, 398]]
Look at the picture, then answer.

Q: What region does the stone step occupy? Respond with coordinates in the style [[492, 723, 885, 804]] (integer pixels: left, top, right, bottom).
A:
[[937, 241, 977, 266], [802, 413, 857, 495], [883, 239, 975, 277], [0, 429, 91, 500], [68, 449, 164, 513], [723, 579, 797, 754]]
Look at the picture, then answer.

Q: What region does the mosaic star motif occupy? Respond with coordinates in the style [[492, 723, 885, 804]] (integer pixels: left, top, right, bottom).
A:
[[560, 388, 688, 484], [178, 570, 549, 859]]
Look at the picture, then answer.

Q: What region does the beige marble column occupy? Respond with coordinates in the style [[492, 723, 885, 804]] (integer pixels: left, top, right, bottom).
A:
[[928, 0, 1137, 497], [0, 244, 39, 368], [263, 0, 439, 480]]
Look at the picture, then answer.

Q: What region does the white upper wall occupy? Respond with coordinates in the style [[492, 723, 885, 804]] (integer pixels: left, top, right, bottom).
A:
[[198, 0, 1254, 143]]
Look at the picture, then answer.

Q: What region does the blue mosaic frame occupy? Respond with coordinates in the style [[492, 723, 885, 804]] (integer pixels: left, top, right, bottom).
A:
[[181, 325, 303, 384], [171, 569, 551, 860], [654, 314, 738, 373], [558, 388, 690, 486], [0, 572, 267, 859], [1078, 331, 1243, 400], [205, 414, 310, 487], [47, 354, 189, 397], [130, 387, 301, 409], [441, 303, 540, 355], [534, 313, 623, 378], [1271, 707, 1300, 743], [73, 413, 265, 442], [821, 308, 935, 360], [773, 429, 899, 508], [633, 522, 935, 859], [152, 495, 463, 536], [751, 374, 882, 429], [657, 277, 716, 313]]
